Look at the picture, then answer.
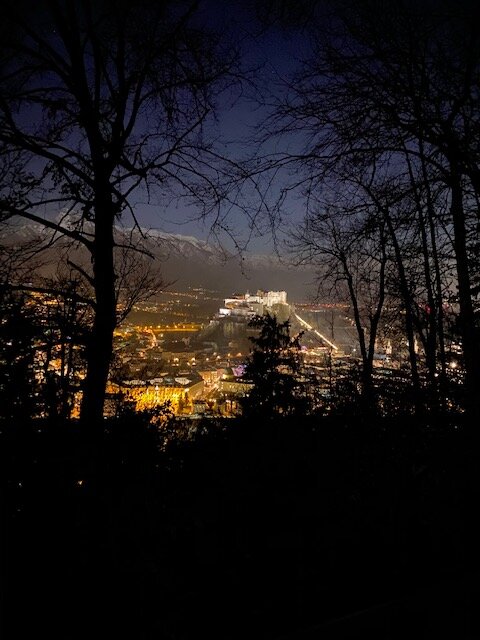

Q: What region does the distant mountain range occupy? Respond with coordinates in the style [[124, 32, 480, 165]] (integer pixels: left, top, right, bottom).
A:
[[135, 228, 318, 300], [4, 220, 318, 301]]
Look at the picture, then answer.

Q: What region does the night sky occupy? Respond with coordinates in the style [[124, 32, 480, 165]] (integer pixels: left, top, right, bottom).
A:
[[131, 2, 310, 254]]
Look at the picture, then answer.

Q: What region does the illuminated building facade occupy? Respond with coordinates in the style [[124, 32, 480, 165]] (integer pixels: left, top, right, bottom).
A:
[[220, 290, 288, 317], [108, 371, 205, 415]]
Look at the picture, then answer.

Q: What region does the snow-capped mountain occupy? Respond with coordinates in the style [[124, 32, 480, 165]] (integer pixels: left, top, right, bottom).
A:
[[128, 227, 315, 299], [3, 220, 316, 300]]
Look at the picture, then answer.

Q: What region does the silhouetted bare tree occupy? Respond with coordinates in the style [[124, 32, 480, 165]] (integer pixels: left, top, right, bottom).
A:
[[258, 0, 480, 415], [292, 195, 389, 411], [0, 0, 242, 425]]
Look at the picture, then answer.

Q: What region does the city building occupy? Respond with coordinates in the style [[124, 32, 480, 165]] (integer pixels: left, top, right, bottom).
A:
[[108, 370, 205, 414], [220, 290, 288, 318]]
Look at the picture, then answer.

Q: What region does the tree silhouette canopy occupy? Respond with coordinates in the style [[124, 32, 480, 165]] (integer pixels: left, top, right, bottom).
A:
[[0, 0, 242, 424], [241, 312, 309, 418]]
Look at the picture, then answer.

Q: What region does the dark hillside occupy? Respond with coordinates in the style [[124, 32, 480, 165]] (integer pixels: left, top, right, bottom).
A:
[[2, 414, 479, 639]]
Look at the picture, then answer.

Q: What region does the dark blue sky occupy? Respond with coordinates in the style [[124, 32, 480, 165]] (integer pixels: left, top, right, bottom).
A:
[[131, 3, 310, 254]]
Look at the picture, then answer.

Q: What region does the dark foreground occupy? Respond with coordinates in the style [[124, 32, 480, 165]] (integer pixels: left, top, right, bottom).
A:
[[2, 413, 480, 639]]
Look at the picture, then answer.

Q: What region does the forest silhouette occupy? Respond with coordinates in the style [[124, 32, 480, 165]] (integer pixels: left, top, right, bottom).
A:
[[2, 1, 480, 638]]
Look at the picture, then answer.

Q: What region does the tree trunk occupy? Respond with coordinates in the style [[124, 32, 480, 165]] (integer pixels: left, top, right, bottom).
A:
[[385, 214, 423, 414], [345, 267, 377, 412], [80, 198, 116, 427], [418, 139, 448, 387], [448, 161, 480, 417], [404, 149, 438, 385]]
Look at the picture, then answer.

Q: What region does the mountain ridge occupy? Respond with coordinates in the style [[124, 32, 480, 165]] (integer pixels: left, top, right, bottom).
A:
[[3, 220, 317, 300]]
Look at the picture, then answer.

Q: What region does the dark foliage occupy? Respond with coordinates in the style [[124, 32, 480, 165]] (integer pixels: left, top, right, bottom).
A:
[[2, 410, 479, 639], [0, 288, 38, 422], [0, 285, 86, 422], [241, 313, 310, 419]]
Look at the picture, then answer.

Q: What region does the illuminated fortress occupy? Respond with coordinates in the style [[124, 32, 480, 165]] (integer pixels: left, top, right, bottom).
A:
[[219, 290, 288, 318]]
